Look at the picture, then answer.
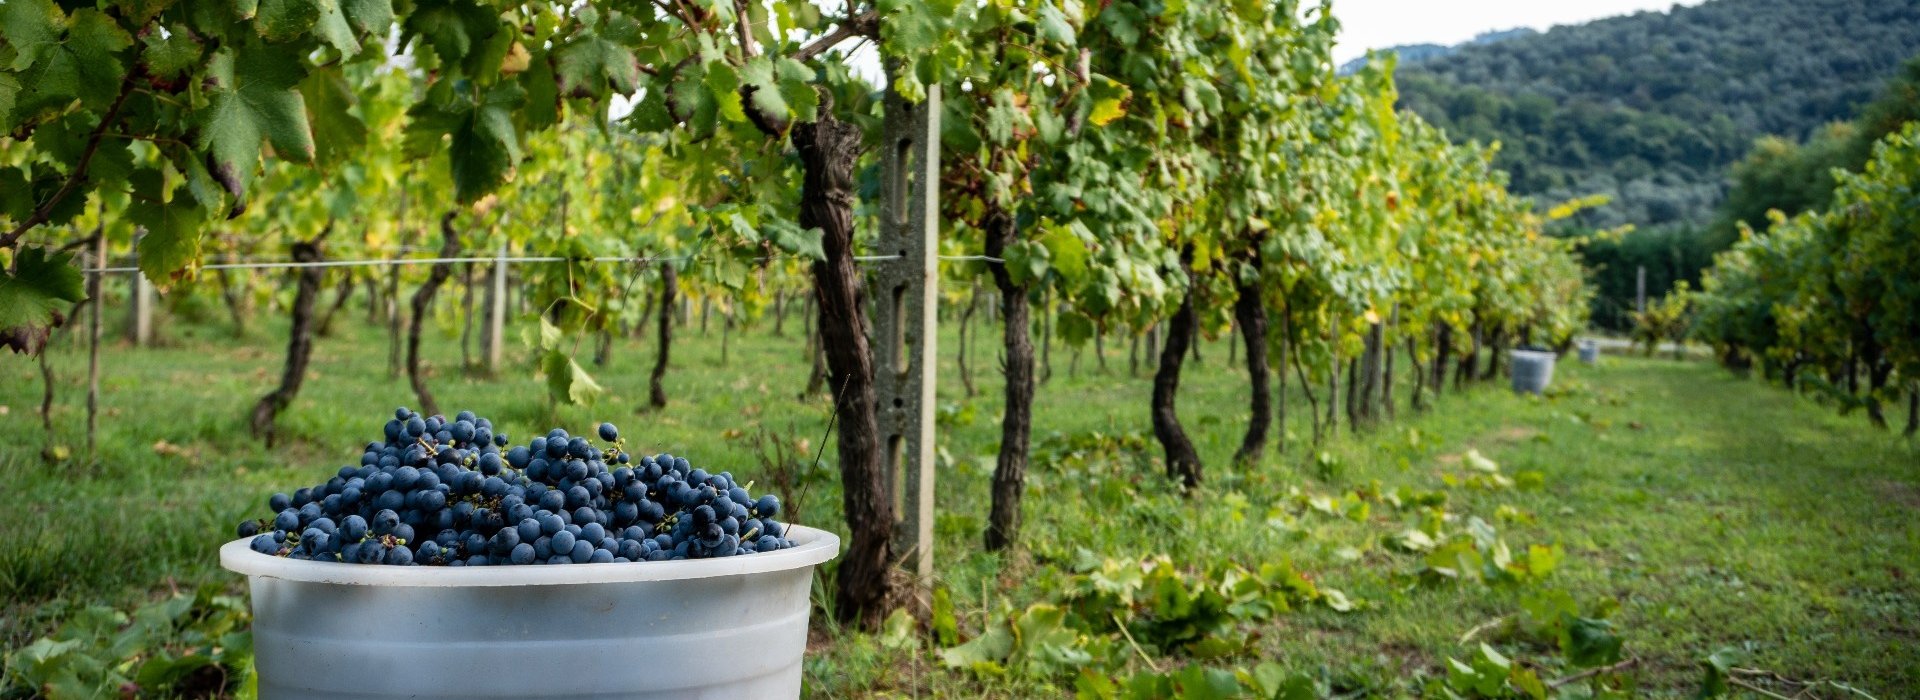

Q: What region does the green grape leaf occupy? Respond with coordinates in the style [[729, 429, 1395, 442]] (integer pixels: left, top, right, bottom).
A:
[[255, 0, 321, 42], [10, 9, 132, 120], [703, 62, 746, 123], [542, 348, 604, 406], [1058, 310, 1093, 346], [0, 167, 30, 221], [298, 67, 366, 165], [517, 49, 560, 130], [339, 0, 392, 37], [553, 16, 639, 97], [408, 81, 525, 202], [1041, 223, 1088, 284], [1087, 77, 1130, 127], [0, 246, 87, 354], [311, 0, 364, 55], [765, 220, 824, 261], [0, 73, 18, 132], [1171, 664, 1241, 700], [0, 0, 65, 70], [1035, 4, 1075, 47], [198, 46, 315, 212], [738, 56, 793, 126], [141, 24, 203, 80], [938, 623, 1012, 670], [402, 0, 498, 66], [774, 57, 818, 123], [1696, 648, 1741, 698], [1561, 615, 1624, 668], [130, 192, 210, 284]]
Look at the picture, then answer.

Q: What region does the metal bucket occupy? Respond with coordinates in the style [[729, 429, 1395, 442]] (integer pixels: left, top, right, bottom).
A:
[[1577, 340, 1599, 365], [222, 526, 840, 699]]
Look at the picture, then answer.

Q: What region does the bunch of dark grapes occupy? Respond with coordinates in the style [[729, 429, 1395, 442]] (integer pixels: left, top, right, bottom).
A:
[[235, 409, 797, 566]]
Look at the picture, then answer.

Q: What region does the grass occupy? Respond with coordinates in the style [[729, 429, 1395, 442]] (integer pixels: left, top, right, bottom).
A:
[[2, 303, 1916, 697]]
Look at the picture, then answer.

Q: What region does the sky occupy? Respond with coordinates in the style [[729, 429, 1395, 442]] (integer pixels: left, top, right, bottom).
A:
[[1330, 0, 1705, 64]]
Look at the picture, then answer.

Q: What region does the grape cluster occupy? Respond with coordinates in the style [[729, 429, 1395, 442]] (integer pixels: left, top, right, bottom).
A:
[[236, 409, 796, 566]]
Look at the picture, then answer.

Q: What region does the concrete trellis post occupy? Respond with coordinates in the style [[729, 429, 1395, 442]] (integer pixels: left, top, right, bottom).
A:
[[873, 78, 941, 589], [128, 228, 153, 346]]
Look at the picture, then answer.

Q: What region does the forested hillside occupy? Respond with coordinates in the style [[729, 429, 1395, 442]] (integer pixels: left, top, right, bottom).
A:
[[1395, 0, 1920, 231]]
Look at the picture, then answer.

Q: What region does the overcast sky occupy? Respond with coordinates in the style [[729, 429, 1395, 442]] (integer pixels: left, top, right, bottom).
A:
[[1331, 0, 1705, 64]]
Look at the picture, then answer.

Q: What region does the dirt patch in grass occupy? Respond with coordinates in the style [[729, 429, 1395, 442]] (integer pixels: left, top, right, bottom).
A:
[[1490, 426, 1539, 443], [1880, 480, 1920, 510], [1436, 425, 1542, 467]]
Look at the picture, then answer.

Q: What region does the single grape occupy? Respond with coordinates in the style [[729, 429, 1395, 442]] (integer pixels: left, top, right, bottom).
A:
[[510, 542, 537, 565]]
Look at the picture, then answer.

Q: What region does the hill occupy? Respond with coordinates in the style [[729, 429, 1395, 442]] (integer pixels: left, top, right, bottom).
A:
[[1394, 0, 1920, 231], [1337, 28, 1537, 75]]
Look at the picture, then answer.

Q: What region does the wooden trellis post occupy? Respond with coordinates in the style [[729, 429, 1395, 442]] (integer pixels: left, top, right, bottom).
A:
[[486, 239, 507, 371], [873, 76, 941, 592]]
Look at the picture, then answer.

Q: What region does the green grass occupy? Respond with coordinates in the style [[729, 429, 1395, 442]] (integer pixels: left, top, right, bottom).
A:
[[3, 306, 1916, 697]]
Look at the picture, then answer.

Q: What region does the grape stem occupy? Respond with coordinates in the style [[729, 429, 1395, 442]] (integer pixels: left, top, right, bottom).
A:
[[1, 74, 139, 253]]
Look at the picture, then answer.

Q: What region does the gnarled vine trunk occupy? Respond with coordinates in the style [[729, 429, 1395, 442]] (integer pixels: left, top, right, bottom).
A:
[[983, 207, 1034, 552], [650, 261, 676, 409], [958, 282, 978, 398], [1275, 307, 1289, 454], [1153, 247, 1202, 488], [1232, 244, 1270, 466], [250, 229, 331, 445], [406, 212, 462, 417], [214, 268, 249, 337], [317, 270, 354, 338], [794, 113, 894, 628]]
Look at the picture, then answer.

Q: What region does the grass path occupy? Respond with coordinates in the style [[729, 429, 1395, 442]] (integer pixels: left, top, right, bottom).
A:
[[2, 315, 1915, 696]]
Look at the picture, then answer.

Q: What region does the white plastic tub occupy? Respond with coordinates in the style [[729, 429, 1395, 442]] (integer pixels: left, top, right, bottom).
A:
[[221, 526, 839, 699], [1510, 349, 1557, 395]]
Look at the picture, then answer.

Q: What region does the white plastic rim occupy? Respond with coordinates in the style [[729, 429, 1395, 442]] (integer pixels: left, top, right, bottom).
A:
[[220, 524, 840, 586], [224, 525, 841, 699]]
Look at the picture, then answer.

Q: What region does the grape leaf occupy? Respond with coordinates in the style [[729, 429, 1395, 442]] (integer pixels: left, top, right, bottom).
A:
[[0, 167, 30, 221], [129, 192, 210, 284], [339, 0, 393, 37], [1036, 4, 1075, 47], [0, 73, 18, 132], [1041, 222, 1088, 283], [402, 0, 498, 67], [255, 0, 321, 43], [703, 62, 746, 123], [553, 14, 639, 98], [1561, 615, 1624, 668], [141, 24, 203, 80], [198, 46, 315, 210], [517, 51, 560, 131], [774, 57, 819, 123], [310, 0, 365, 55], [0, 0, 64, 70], [299, 67, 366, 166], [11, 9, 132, 121], [542, 349, 604, 406], [0, 246, 86, 354], [408, 81, 525, 202], [1088, 77, 1131, 126]]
